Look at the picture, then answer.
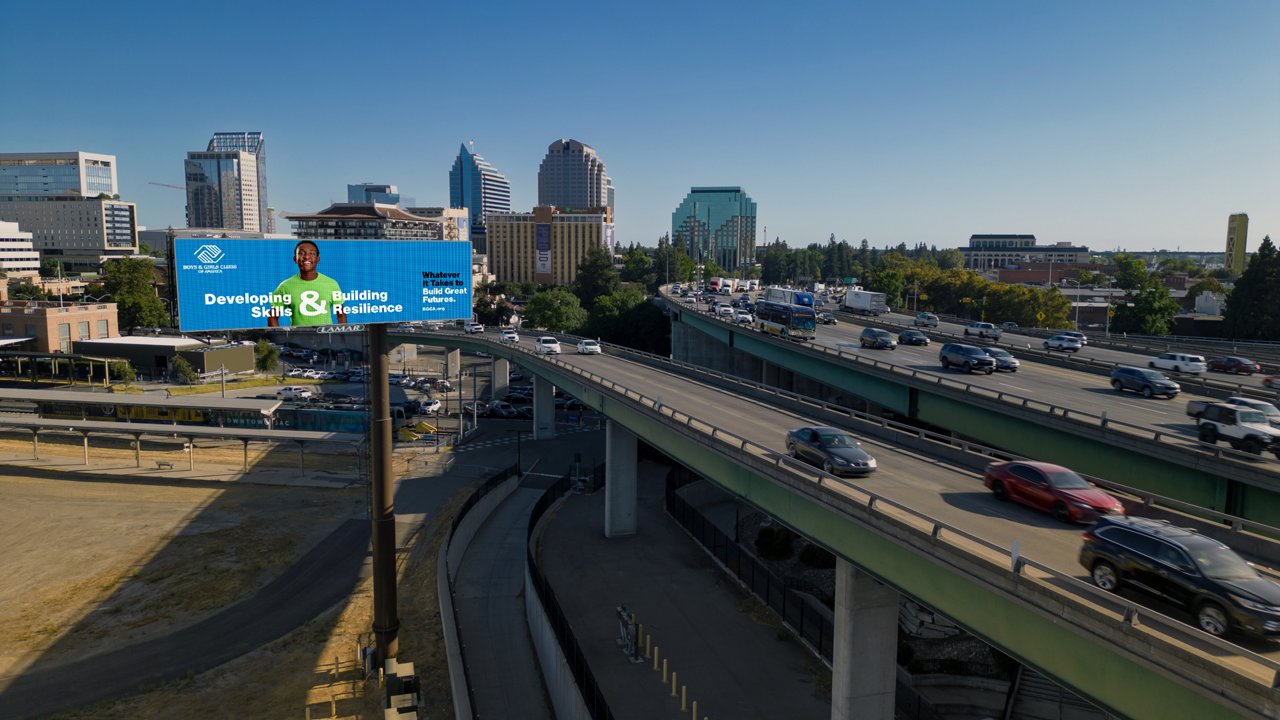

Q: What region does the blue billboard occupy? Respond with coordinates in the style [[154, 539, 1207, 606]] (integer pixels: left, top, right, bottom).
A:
[[174, 238, 473, 331]]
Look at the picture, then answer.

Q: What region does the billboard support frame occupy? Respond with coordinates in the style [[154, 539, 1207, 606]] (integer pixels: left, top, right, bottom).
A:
[[369, 324, 400, 661]]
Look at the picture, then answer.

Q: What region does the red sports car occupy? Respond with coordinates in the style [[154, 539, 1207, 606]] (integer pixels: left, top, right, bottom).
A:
[[983, 461, 1124, 523]]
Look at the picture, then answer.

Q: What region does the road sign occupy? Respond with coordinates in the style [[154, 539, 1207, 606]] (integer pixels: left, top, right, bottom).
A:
[[919, 294, 929, 301], [1036, 311, 1046, 322], [1109, 309, 1116, 317]]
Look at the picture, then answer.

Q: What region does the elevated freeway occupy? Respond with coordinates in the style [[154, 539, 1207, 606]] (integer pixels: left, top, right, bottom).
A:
[[391, 327, 1280, 719], [666, 297, 1280, 526]]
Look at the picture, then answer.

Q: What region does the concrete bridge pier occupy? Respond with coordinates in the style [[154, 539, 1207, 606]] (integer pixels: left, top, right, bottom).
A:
[[532, 375, 556, 440], [492, 357, 510, 400], [832, 559, 899, 720], [604, 420, 638, 538]]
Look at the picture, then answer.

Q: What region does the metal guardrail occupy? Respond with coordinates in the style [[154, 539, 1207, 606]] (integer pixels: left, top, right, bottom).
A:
[[401, 324, 1280, 713]]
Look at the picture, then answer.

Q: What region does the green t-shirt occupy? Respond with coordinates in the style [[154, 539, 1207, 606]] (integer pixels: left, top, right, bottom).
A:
[[271, 273, 344, 326]]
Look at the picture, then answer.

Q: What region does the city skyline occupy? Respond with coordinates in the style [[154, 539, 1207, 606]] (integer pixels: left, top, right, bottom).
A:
[[1, 1, 1275, 252]]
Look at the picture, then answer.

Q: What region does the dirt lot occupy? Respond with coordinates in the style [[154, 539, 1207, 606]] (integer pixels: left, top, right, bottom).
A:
[[0, 433, 469, 719]]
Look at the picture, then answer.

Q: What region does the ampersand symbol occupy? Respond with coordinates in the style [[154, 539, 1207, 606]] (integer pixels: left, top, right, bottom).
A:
[[299, 290, 327, 316]]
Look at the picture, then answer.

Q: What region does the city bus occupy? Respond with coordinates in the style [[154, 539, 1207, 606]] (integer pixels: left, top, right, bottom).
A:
[[752, 300, 818, 341]]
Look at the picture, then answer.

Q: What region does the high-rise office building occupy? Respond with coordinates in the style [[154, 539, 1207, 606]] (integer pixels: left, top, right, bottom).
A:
[[0, 151, 138, 272], [449, 143, 510, 253], [348, 183, 413, 206], [537, 139, 614, 214], [486, 206, 614, 285], [1225, 213, 1248, 275], [0, 151, 118, 197], [671, 187, 757, 272], [185, 131, 269, 232]]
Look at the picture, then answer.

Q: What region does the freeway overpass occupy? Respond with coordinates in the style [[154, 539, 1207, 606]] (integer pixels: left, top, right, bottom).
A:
[[391, 327, 1280, 720], [666, 298, 1280, 526]]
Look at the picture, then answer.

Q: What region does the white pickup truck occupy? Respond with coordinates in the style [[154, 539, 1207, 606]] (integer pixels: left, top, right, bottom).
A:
[[1193, 402, 1280, 458]]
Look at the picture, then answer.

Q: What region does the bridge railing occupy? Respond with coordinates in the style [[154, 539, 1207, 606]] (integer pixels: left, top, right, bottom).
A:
[[523, 347, 1280, 704]]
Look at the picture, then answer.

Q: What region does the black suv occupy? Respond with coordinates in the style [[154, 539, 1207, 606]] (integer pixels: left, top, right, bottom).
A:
[[1110, 366, 1180, 399], [939, 343, 996, 374], [1079, 516, 1280, 639]]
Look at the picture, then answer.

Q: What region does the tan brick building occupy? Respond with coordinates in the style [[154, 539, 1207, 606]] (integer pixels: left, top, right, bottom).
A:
[[0, 300, 118, 352], [486, 206, 615, 285]]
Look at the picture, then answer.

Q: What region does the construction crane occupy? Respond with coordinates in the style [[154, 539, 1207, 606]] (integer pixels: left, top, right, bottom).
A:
[[149, 182, 185, 190]]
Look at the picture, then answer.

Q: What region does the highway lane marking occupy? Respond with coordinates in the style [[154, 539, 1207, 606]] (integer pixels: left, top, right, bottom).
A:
[[1113, 400, 1167, 414], [998, 383, 1031, 392]]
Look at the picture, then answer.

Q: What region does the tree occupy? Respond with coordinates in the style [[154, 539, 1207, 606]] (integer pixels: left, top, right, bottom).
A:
[[1223, 236, 1280, 339], [101, 258, 166, 329], [9, 283, 47, 301], [1111, 276, 1180, 335], [584, 288, 646, 340], [620, 246, 652, 284], [1186, 277, 1227, 304], [108, 360, 136, 384], [572, 246, 620, 309], [702, 259, 724, 281], [40, 257, 65, 277], [1112, 254, 1148, 290], [255, 339, 280, 373], [523, 287, 588, 332], [171, 356, 198, 385], [868, 266, 906, 310]]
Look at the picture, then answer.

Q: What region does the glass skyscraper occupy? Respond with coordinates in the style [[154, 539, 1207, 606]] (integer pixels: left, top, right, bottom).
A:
[[185, 131, 269, 232], [537, 139, 614, 213], [449, 143, 510, 253], [671, 187, 757, 272], [348, 183, 403, 205]]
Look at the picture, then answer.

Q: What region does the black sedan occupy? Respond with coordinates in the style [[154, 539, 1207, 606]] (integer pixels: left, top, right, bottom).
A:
[[785, 426, 877, 476], [1207, 356, 1261, 375], [817, 312, 838, 325], [898, 329, 930, 346]]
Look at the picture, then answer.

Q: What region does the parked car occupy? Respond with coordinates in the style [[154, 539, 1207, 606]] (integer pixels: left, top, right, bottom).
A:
[[981, 347, 1020, 372], [535, 336, 562, 355], [817, 312, 838, 325], [1207, 356, 1261, 375], [464, 322, 484, 334], [963, 322, 1002, 340], [984, 460, 1124, 523], [435, 379, 453, 392], [939, 343, 996, 374], [276, 386, 314, 401], [1110, 366, 1180, 398], [286, 368, 307, 378], [487, 401, 519, 418], [785, 426, 877, 476], [1079, 515, 1280, 639], [859, 327, 897, 350], [460, 400, 489, 417], [499, 329, 520, 344], [577, 339, 602, 354], [419, 398, 442, 415], [1044, 335, 1083, 352], [898, 329, 930, 346], [914, 312, 939, 327], [1149, 352, 1208, 375]]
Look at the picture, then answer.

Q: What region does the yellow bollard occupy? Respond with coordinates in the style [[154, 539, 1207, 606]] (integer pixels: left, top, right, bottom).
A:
[[653, 646, 660, 671], [692, 700, 698, 719], [671, 671, 678, 697], [661, 657, 668, 683], [681, 685, 687, 711], [645, 632, 651, 659]]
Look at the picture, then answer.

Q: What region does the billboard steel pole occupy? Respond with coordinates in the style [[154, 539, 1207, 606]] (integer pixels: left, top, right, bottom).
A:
[[369, 323, 400, 662]]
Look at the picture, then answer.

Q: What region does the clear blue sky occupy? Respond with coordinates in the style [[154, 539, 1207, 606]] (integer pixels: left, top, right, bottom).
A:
[[3, 1, 1275, 252]]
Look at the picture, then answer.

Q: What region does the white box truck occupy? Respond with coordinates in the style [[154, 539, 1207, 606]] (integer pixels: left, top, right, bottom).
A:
[[843, 289, 888, 316]]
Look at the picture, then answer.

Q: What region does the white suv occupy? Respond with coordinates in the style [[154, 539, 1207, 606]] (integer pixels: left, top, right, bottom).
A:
[[535, 336, 562, 355], [964, 322, 1002, 339], [914, 312, 939, 327], [464, 322, 484, 334], [499, 329, 519, 344], [1149, 352, 1207, 375]]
